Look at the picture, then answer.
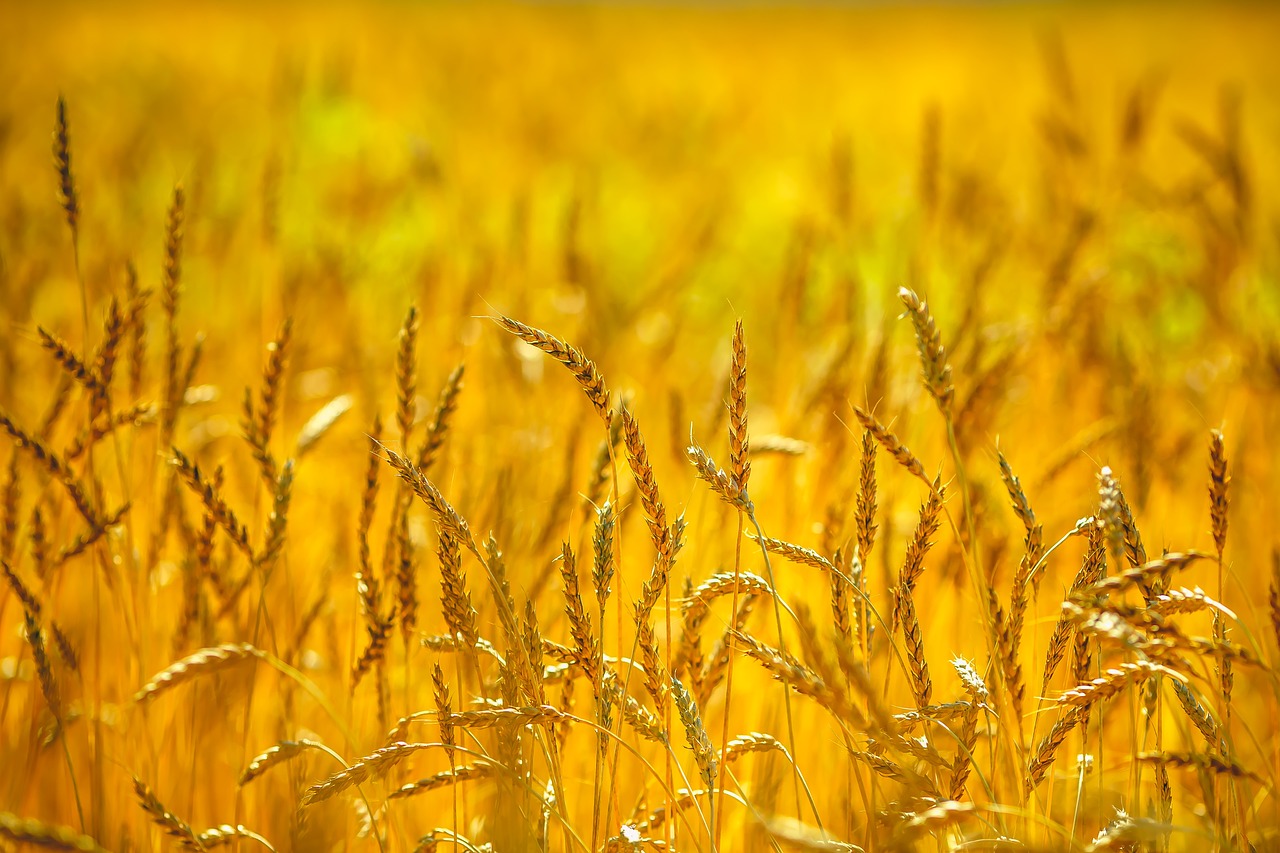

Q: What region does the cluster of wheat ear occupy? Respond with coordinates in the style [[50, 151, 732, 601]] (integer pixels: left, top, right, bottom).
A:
[[4, 4, 1280, 852]]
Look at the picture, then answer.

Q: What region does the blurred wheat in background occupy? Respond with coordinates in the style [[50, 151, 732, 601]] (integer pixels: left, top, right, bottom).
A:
[[1, 1, 1279, 851]]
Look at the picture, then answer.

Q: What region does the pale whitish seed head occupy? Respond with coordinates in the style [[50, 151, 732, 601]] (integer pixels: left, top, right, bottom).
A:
[[950, 657, 988, 701]]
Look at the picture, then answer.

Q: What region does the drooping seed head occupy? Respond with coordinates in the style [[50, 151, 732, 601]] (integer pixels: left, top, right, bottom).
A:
[[52, 97, 79, 233], [899, 287, 954, 415], [1208, 429, 1229, 559]]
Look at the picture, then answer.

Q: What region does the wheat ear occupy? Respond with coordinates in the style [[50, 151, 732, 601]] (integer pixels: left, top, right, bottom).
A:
[[52, 97, 79, 236], [239, 739, 326, 786], [303, 742, 433, 805], [1, 811, 105, 851], [493, 315, 611, 424], [898, 287, 954, 415], [388, 762, 495, 801], [134, 643, 263, 703], [133, 776, 201, 848]]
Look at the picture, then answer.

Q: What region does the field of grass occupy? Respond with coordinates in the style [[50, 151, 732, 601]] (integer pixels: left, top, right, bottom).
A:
[[3, 2, 1280, 850]]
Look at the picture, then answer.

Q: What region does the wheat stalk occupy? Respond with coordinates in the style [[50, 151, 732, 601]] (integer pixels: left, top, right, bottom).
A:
[[897, 585, 932, 711], [559, 542, 599, 686], [52, 97, 79, 236], [849, 749, 939, 795], [169, 448, 253, 559], [0, 410, 100, 526], [194, 825, 274, 851], [727, 319, 750, 494], [133, 776, 201, 849], [134, 644, 263, 704], [888, 801, 975, 849], [1056, 660, 1181, 708], [949, 701, 981, 798], [1079, 551, 1208, 599], [672, 675, 717, 790], [414, 363, 465, 473], [25, 611, 61, 717], [745, 534, 833, 573], [592, 501, 616, 616], [1270, 550, 1280, 654], [899, 287, 954, 415], [64, 402, 157, 462], [687, 440, 751, 512], [0, 453, 18, 565], [239, 739, 326, 786], [1137, 751, 1260, 783], [1026, 706, 1086, 793], [160, 185, 186, 445], [388, 762, 495, 800], [519, 601, 548, 706], [1208, 430, 1229, 561], [352, 612, 393, 690], [384, 448, 476, 554], [750, 435, 809, 456], [899, 479, 946, 596], [37, 327, 104, 400], [1041, 534, 1106, 695], [446, 705, 568, 730], [1147, 586, 1234, 619], [242, 318, 293, 485], [1171, 679, 1220, 748], [733, 629, 831, 704], [396, 305, 419, 449], [999, 448, 1045, 664], [854, 430, 878, 564], [494, 316, 611, 424], [123, 265, 150, 398], [395, 510, 417, 642], [0, 811, 105, 852], [295, 394, 352, 457], [600, 669, 668, 744], [303, 742, 433, 804]]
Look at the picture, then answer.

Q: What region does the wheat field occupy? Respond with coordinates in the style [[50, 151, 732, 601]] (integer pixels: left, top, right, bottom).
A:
[[2, 2, 1280, 851]]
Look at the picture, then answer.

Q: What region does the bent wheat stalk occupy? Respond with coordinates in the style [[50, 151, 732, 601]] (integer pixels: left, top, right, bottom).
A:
[[134, 644, 264, 704]]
